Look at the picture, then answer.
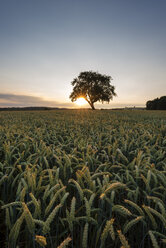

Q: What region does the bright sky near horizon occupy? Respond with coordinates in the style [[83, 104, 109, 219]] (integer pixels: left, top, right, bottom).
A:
[[0, 0, 166, 108]]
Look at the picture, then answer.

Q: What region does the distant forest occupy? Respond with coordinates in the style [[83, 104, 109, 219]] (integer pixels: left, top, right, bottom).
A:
[[146, 96, 166, 110], [0, 107, 66, 111]]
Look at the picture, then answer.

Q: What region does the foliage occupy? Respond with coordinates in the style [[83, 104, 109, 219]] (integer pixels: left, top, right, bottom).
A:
[[146, 96, 166, 110], [0, 109, 166, 247], [69, 71, 117, 109]]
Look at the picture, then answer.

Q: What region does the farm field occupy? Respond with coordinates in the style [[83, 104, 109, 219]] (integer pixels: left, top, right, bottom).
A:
[[0, 109, 166, 248]]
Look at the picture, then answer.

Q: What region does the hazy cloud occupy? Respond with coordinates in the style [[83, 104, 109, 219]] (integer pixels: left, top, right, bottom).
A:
[[0, 93, 145, 109], [0, 93, 74, 108]]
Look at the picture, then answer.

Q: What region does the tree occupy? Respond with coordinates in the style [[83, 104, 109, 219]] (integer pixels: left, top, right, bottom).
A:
[[69, 71, 117, 110], [146, 96, 166, 110]]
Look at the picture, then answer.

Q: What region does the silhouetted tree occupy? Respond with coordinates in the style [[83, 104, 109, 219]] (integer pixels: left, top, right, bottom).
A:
[[146, 96, 166, 110], [69, 71, 117, 110]]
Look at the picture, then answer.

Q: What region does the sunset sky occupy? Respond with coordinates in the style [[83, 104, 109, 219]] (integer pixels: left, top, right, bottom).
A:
[[0, 0, 166, 108]]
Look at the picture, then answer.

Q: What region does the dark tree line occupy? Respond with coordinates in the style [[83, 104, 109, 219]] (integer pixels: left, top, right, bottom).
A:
[[0, 107, 67, 111], [146, 96, 166, 110]]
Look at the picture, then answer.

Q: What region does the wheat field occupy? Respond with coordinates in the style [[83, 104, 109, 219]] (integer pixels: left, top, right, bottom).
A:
[[0, 110, 166, 248]]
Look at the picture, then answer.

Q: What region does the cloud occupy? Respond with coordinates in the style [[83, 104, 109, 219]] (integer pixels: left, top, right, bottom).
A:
[[0, 93, 145, 109], [0, 93, 74, 108]]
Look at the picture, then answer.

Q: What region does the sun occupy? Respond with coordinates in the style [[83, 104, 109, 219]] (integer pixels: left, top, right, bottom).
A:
[[75, 97, 87, 106]]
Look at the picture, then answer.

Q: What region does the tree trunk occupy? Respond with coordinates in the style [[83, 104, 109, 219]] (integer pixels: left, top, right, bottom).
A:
[[85, 97, 95, 110], [90, 102, 95, 110]]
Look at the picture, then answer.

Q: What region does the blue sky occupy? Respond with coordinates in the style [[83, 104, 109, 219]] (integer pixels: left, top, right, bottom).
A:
[[0, 0, 166, 108]]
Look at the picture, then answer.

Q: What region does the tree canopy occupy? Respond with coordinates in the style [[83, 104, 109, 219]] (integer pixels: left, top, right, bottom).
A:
[[146, 96, 166, 110], [69, 71, 117, 110]]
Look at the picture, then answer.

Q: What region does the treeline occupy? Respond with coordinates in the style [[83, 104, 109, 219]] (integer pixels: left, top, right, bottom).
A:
[[0, 107, 67, 111], [146, 96, 166, 110]]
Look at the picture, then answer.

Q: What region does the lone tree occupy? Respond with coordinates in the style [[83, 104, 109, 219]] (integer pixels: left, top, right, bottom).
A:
[[69, 71, 117, 110]]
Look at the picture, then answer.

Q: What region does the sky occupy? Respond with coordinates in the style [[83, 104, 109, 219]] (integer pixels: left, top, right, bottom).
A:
[[0, 0, 166, 108]]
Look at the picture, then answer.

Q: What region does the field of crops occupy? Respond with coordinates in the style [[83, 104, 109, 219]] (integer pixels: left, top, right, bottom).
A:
[[0, 109, 166, 248]]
